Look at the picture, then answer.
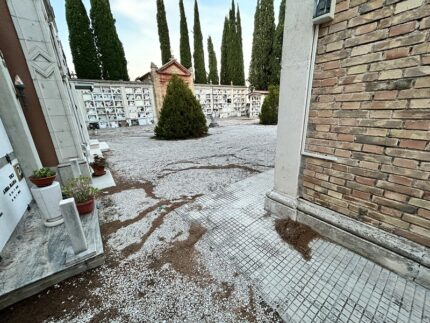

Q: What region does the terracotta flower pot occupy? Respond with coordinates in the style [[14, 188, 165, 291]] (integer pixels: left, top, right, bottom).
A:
[[91, 165, 106, 177], [76, 198, 95, 215], [29, 175, 56, 188]]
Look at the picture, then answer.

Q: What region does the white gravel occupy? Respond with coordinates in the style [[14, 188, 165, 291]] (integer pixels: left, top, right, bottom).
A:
[[44, 119, 280, 322]]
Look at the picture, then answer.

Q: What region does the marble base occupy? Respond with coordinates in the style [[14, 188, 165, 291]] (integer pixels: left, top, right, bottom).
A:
[[0, 202, 104, 310]]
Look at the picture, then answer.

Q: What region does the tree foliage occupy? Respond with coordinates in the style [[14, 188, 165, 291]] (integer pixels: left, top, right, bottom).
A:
[[179, 0, 192, 68], [90, 0, 129, 81], [65, 0, 101, 79], [249, 0, 275, 90], [193, 0, 207, 83], [207, 36, 219, 85], [220, 17, 229, 85], [156, 0, 172, 65], [259, 85, 279, 125], [220, 1, 245, 86], [271, 0, 286, 85], [155, 75, 208, 139]]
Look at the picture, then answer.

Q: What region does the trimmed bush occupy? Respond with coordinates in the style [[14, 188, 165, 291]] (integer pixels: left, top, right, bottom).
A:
[[259, 85, 279, 125], [155, 75, 208, 139]]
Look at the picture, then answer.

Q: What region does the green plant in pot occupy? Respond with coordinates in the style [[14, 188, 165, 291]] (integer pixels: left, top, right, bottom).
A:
[[90, 155, 107, 177], [29, 167, 56, 187], [63, 176, 99, 215]]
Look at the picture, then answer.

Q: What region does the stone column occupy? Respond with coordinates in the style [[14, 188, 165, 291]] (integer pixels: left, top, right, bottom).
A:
[[265, 0, 316, 219]]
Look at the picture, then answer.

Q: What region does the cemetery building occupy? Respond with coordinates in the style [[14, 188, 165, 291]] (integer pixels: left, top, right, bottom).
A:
[[137, 58, 195, 119], [267, 0, 430, 288], [194, 84, 249, 118], [72, 79, 156, 129], [75, 59, 267, 128]]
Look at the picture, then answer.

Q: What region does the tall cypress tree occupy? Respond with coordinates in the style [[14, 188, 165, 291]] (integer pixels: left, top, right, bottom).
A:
[[226, 1, 236, 85], [220, 17, 229, 85], [179, 0, 192, 68], [156, 0, 172, 65], [249, 0, 261, 88], [66, 0, 101, 79], [193, 0, 207, 83], [271, 0, 286, 85], [220, 1, 244, 86], [235, 7, 245, 85], [90, 0, 129, 81], [248, 0, 275, 90], [207, 36, 219, 85]]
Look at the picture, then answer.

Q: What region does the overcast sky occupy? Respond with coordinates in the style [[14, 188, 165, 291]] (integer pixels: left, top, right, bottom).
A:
[[51, 0, 282, 81]]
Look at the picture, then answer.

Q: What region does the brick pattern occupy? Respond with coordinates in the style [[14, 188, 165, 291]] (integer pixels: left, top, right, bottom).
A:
[[301, 0, 430, 246]]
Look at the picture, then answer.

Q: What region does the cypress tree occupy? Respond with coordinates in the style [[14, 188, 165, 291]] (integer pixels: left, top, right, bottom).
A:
[[220, 17, 229, 85], [207, 36, 219, 85], [90, 0, 129, 81], [271, 0, 286, 85], [156, 0, 172, 64], [226, 1, 236, 85], [65, 0, 101, 79], [179, 0, 192, 68], [193, 0, 207, 83], [220, 1, 245, 86], [249, 0, 261, 88], [250, 0, 275, 90], [235, 7, 245, 85]]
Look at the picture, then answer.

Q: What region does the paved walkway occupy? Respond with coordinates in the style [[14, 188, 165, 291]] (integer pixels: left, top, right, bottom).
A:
[[177, 170, 430, 323]]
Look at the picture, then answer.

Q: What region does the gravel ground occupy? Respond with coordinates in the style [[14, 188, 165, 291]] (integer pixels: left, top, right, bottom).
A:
[[2, 119, 280, 322]]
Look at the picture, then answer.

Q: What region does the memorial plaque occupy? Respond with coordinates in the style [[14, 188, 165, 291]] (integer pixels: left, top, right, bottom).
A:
[[0, 119, 32, 252]]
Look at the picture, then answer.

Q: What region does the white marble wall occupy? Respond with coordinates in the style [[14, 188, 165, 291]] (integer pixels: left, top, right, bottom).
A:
[[6, 0, 88, 163]]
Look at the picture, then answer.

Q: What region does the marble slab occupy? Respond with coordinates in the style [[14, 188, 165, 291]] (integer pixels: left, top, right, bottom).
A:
[[92, 170, 116, 190], [0, 202, 104, 310]]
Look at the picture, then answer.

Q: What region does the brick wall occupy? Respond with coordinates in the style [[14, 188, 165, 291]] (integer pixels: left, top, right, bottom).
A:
[[301, 0, 430, 247]]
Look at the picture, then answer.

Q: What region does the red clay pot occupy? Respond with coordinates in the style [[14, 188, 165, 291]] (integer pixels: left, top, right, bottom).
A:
[[76, 198, 95, 215], [29, 175, 56, 188], [91, 165, 106, 177]]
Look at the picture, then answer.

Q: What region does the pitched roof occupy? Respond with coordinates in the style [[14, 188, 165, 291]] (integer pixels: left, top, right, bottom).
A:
[[156, 58, 192, 76]]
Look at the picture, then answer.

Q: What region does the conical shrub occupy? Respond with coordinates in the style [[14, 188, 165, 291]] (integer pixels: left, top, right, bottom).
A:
[[259, 85, 279, 125], [155, 75, 208, 139]]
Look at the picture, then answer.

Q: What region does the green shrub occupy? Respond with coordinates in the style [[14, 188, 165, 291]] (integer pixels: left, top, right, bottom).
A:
[[155, 75, 208, 139], [259, 85, 279, 125], [63, 176, 99, 203], [32, 167, 56, 178]]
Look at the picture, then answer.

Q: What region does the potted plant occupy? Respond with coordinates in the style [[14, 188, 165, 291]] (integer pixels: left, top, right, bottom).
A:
[[63, 176, 99, 215], [90, 155, 107, 177], [29, 167, 56, 187]]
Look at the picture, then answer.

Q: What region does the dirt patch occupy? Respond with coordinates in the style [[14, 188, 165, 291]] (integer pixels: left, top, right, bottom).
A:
[[101, 200, 167, 237], [149, 223, 208, 278], [0, 266, 104, 323], [213, 282, 235, 301], [157, 164, 261, 179], [121, 196, 202, 258], [89, 307, 119, 323], [275, 219, 320, 261], [235, 287, 257, 322], [103, 170, 157, 199]]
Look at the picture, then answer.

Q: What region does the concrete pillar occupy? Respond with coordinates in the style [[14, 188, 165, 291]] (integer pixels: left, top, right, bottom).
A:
[[266, 0, 316, 218], [60, 198, 87, 254]]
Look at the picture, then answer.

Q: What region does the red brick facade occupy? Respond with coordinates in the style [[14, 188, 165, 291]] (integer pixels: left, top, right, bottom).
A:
[[301, 0, 430, 246]]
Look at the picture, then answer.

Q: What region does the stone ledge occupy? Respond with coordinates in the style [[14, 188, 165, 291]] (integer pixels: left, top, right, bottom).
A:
[[0, 205, 104, 310], [265, 191, 430, 289]]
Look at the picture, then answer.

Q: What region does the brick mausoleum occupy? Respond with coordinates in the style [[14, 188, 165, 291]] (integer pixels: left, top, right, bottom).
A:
[[267, 0, 430, 288]]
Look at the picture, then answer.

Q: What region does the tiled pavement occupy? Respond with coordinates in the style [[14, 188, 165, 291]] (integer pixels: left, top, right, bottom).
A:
[[177, 170, 430, 323]]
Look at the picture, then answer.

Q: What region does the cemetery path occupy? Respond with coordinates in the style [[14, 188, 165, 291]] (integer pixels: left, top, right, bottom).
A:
[[2, 119, 281, 322]]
